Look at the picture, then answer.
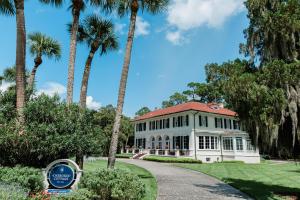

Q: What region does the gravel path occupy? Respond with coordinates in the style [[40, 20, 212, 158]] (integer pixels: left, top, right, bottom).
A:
[[119, 159, 252, 200]]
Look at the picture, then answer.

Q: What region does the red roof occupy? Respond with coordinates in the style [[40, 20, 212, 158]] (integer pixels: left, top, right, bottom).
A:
[[134, 102, 237, 121]]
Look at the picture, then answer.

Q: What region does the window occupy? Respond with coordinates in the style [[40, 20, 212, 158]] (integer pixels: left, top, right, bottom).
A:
[[224, 119, 231, 129], [205, 136, 210, 149], [173, 136, 189, 149], [211, 137, 215, 149], [136, 122, 146, 132], [215, 118, 223, 128], [199, 136, 204, 149], [136, 138, 146, 149], [173, 115, 189, 127], [151, 137, 155, 149], [184, 115, 189, 126], [246, 140, 254, 151], [199, 136, 218, 150], [223, 137, 233, 150], [233, 120, 239, 130], [236, 137, 243, 151], [158, 136, 162, 149], [199, 115, 208, 127]]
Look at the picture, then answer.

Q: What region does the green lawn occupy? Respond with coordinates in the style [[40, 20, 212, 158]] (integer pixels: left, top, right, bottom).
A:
[[175, 161, 300, 200], [84, 159, 157, 200]]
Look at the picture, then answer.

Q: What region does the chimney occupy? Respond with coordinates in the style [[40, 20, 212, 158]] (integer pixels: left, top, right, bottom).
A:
[[217, 103, 224, 108]]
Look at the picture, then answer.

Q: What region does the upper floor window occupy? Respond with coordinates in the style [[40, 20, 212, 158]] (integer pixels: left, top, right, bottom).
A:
[[149, 118, 170, 131], [224, 119, 232, 129], [215, 117, 223, 128], [199, 115, 208, 127], [223, 137, 233, 150], [173, 115, 189, 128], [136, 122, 146, 132], [236, 137, 243, 151], [233, 120, 240, 130]]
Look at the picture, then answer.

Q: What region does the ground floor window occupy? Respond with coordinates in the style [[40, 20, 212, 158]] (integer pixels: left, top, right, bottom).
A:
[[136, 138, 146, 149], [246, 139, 254, 151], [151, 137, 155, 149], [199, 136, 218, 150], [236, 137, 243, 151], [173, 136, 189, 149], [223, 137, 233, 151]]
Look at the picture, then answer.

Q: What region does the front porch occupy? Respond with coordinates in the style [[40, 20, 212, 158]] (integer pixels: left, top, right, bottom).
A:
[[123, 148, 193, 158]]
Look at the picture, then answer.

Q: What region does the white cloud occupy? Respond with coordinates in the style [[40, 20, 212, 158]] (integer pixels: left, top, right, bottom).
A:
[[166, 31, 186, 45], [0, 81, 13, 92], [166, 0, 244, 44], [37, 82, 66, 97], [115, 23, 126, 35], [86, 96, 101, 110], [135, 16, 150, 37]]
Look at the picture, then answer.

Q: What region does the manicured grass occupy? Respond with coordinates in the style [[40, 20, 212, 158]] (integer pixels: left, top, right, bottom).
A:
[[175, 161, 300, 200], [143, 155, 202, 163], [116, 153, 134, 158], [84, 159, 157, 200]]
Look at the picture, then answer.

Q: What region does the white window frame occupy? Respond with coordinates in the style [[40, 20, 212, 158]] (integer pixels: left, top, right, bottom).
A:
[[223, 137, 233, 151], [236, 137, 243, 151], [198, 136, 219, 150]]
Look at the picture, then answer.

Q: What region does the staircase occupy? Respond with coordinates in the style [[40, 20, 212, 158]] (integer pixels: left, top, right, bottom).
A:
[[133, 153, 147, 159]]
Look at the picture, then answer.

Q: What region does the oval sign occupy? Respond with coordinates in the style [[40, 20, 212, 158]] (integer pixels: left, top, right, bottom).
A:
[[48, 164, 75, 189]]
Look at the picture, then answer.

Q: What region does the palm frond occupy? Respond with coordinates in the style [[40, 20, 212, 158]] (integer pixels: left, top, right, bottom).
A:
[[143, 0, 169, 14], [79, 14, 119, 55], [28, 32, 62, 60], [0, 0, 15, 16], [38, 0, 64, 7]]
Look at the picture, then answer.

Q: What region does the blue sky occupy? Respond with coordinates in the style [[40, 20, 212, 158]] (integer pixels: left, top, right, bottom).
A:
[[0, 0, 248, 117]]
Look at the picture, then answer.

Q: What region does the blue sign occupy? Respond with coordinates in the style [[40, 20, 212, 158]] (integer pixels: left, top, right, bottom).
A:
[[48, 164, 75, 189]]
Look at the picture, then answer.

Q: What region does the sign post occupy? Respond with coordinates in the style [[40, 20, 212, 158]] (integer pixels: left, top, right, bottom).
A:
[[42, 159, 82, 194]]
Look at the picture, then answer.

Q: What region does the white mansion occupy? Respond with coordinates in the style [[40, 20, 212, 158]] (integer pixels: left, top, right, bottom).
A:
[[133, 102, 260, 163]]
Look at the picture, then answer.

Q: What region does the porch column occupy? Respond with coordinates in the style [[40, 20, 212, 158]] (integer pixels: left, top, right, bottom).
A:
[[175, 149, 180, 157], [164, 149, 169, 156], [155, 149, 159, 155]]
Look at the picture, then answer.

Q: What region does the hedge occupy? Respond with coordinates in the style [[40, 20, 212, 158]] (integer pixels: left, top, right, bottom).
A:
[[143, 156, 202, 163]]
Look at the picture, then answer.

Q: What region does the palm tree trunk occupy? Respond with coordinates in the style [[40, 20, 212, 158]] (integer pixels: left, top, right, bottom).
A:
[[107, 3, 138, 169], [66, 9, 80, 105], [28, 56, 42, 90], [14, 0, 26, 129], [76, 48, 96, 169], [79, 48, 96, 109]]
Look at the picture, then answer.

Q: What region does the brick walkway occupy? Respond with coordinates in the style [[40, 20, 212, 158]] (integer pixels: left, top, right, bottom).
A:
[[120, 159, 252, 200]]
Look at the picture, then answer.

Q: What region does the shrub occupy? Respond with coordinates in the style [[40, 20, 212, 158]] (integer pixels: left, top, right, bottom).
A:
[[80, 169, 145, 200], [0, 94, 102, 167], [0, 166, 43, 193], [143, 156, 202, 163], [0, 183, 28, 200]]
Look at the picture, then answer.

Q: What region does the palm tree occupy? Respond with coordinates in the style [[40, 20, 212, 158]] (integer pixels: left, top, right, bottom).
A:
[[107, 0, 169, 169], [0, 0, 27, 126], [27, 32, 61, 90], [70, 14, 118, 169], [76, 14, 118, 109], [40, 0, 103, 105]]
